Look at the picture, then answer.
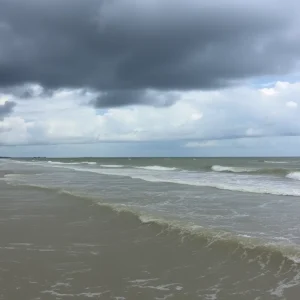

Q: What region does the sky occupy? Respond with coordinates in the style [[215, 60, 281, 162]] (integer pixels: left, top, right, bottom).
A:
[[1, 0, 300, 157]]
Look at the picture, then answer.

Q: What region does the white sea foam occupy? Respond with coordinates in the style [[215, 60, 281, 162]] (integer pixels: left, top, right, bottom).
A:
[[138, 215, 167, 224], [135, 166, 177, 171], [124, 173, 300, 196], [7, 160, 300, 198], [129, 278, 159, 284], [4, 173, 25, 178], [100, 164, 124, 168], [211, 165, 253, 173], [286, 172, 300, 181], [264, 160, 288, 164], [41, 290, 108, 298], [47, 161, 80, 166], [51, 282, 71, 288], [47, 161, 96, 165], [269, 271, 300, 298], [162, 179, 300, 197], [39, 164, 300, 197]]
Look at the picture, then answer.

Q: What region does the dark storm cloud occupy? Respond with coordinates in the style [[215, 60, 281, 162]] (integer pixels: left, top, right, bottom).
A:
[[0, 0, 300, 106], [0, 101, 15, 119]]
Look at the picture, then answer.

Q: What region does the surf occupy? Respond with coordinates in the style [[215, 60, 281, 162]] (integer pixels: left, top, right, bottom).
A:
[[5, 178, 300, 267], [211, 164, 296, 177], [9, 160, 300, 197], [134, 166, 178, 171]]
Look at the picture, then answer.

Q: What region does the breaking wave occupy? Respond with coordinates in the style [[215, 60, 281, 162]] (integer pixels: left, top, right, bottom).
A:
[[47, 161, 97, 165], [286, 172, 300, 181], [135, 166, 177, 171], [4, 180, 300, 266], [100, 164, 124, 168], [211, 165, 254, 173], [211, 165, 298, 178], [264, 160, 288, 164]]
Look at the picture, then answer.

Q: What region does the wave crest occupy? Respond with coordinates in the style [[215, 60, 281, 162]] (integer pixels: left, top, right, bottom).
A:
[[135, 166, 177, 171], [100, 164, 124, 168], [211, 165, 251, 173], [264, 160, 288, 164], [286, 172, 300, 181], [4, 177, 300, 265], [28, 186, 300, 265], [211, 165, 292, 177], [47, 161, 96, 165]]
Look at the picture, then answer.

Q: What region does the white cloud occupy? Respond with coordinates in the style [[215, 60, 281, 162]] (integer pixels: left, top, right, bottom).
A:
[[245, 128, 263, 137], [1, 81, 300, 147], [185, 141, 218, 148], [0, 95, 10, 105], [0, 116, 30, 144], [286, 101, 298, 108], [260, 87, 277, 96]]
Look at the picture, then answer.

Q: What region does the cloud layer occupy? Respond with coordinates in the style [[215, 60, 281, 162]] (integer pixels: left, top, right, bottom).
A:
[[1, 81, 300, 146], [1, 0, 300, 106], [1, 0, 300, 156]]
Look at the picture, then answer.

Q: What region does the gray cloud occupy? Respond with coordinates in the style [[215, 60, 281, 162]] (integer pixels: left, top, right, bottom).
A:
[[0, 85, 54, 99], [0, 0, 300, 106], [0, 101, 16, 119], [93, 90, 178, 107]]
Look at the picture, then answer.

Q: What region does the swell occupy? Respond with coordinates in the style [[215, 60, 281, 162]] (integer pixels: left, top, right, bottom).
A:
[[44, 160, 300, 181], [48, 162, 177, 171], [211, 164, 300, 179], [9, 159, 300, 182], [5, 180, 300, 266], [7, 169, 300, 197]]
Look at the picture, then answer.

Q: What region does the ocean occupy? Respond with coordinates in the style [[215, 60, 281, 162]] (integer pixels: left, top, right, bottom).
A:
[[1, 157, 300, 299]]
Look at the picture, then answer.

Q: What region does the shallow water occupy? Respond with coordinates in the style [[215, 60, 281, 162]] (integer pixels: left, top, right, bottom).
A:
[[1, 157, 300, 299]]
